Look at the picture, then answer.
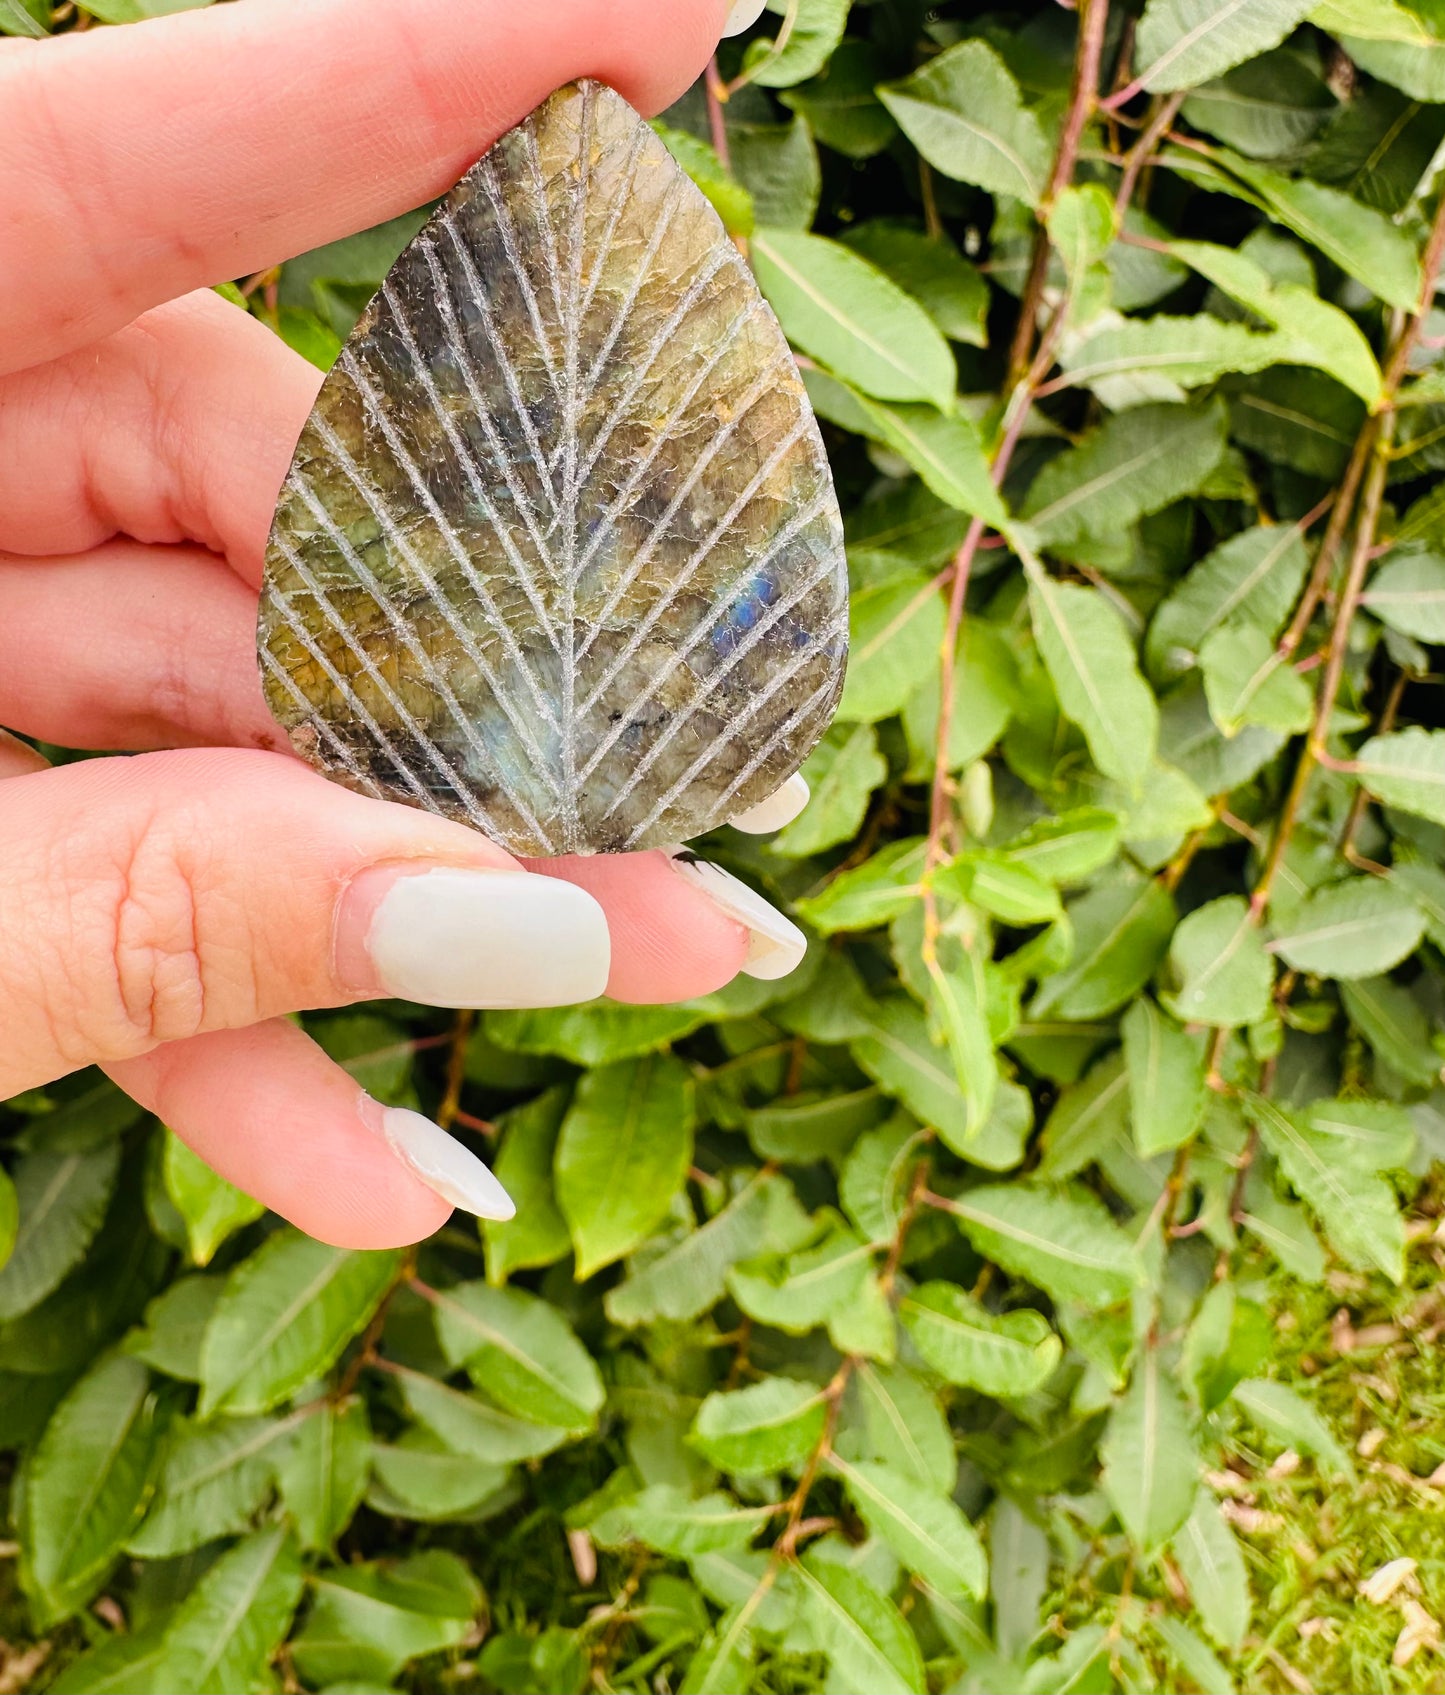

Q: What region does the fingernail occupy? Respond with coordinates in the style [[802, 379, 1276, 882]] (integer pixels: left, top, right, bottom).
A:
[[664, 848, 806, 980], [342, 866, 611, 1007], [722, 0, 769, 36], [729, 773, 810, 834], [366, 1101, 515, 1220]]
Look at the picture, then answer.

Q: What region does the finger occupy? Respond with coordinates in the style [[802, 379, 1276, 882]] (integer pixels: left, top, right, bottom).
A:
[[0, 729, 48, 780], [1, 0, 728, 375], [530, 849, 805, 999], [0, 538, 287, 754], [0, 749, 610, 1096], [108, 1020, 511, 1251], [0, 289, 317, 578]]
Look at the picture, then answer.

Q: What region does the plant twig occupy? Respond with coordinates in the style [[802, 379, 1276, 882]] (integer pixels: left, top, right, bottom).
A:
[[1007, 0, 1109, 385]]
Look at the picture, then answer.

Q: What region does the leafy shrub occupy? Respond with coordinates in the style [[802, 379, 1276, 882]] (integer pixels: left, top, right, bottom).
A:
[[7, 0, 1445, 1691]]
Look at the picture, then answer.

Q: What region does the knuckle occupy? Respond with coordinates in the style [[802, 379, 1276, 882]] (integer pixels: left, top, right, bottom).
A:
[[75, 809, 253, 1058]]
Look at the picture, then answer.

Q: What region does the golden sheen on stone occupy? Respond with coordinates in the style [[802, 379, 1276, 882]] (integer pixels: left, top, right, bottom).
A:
[[257, 80, 847, 856]]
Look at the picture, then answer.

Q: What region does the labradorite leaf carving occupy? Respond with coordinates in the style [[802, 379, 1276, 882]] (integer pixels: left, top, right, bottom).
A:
[[257, 80, 847, 856]]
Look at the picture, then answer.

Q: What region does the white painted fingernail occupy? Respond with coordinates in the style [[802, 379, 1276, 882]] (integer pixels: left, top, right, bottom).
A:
[[361, 868, 610, 1007], [374, 1104, 515, 1220], [729, 773, 811, 834], [722, 0, 769, 36], [665, 848, 806, 980]]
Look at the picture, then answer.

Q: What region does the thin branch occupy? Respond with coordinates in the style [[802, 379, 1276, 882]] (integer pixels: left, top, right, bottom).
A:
[[1007, 0, 1109, 385]]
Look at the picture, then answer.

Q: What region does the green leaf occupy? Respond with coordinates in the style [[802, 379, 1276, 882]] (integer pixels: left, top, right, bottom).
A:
[[148, 1525, 302, 1695], [1173, 1495, 1251, 1652], [556, 1054, 695, 1277], [1362, 548, 1445, 640], [1247, 1094, 1406, 1279], [484, 1085, 572, 1283], [124, 1275, 223, 1382], [830, 1455, 987, 1598], [681, 1611, 757, 1695], [430, 1281, 605, 1430], [1101, 1348, 1200, 1553], [1340, 973, 1442, 1086], [796, 838, 928, 934], [1137, 0, 1318, 90], [391, 1364, 571, 1462], [998, 809, 1122, 884], [795, 1553, 927, 1695], [838, 566, 947, 722], [1357, 726, 1445, 823], [290, 1550, 480, 1688], [940, 852, 1062, 926], [838, 1360, 956, 1492], [843, 222, 989, 345], [1184, 47, 1335, 158], [1032, 868, 1177, 1020], [748, 0, 849, 88], [0, 1167, 17, 1277], [1038, 1054, 1131, 1180], [275, 1398, 371, 1550], [773, 721, 887, 856], [199, 1233, 400, 1416], [46, 1628, 170, 1695], [729, 1223, 872, 1331], [161, 1131, 264, 1268], [127, 1414, 291, 1558], [608, 1171, 808, 1325], [691, 1377, 828, 1473], [1122, 998, 1208, 1157], [1167, 894, 1275, 1027], [1304, 1097, 1414, 1169], [1170, 239, 1383, 404], [899, 1282, 1061, 1396], [855, 395, 1008, 526], [1022, 401, 1229, 550], [903, 620, 1019, 777], [0, 0, 47, 36], [1216, 151, 1422, 309], [619, 1485, 774, 1555], [1148, 521, 1312, 679], [752, 228, 955, 408], [783, 44, 899, 161], [947, 1182, 1141, 1306], [1057, 313, 1292, 394], [878, 40, 1051, 205], [1268, 877, 1425, 979], [1231, 1377, 1354, 1475], [1200, 623, 1314, 736], [19, 1354, 157, 1626], [1026, 570, 1159, 791], [851, 995, 982, 1153], [369, 1429, 509, 1521], [0, 1144, 119, 1321], [653, 123, 755, 237], [732, 113, 820, 230]]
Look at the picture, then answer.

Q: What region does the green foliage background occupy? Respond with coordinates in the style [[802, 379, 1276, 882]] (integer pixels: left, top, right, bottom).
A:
[[7, 0, 1445, 1690]]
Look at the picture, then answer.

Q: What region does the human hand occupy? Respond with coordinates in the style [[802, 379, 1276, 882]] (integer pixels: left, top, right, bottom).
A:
[[0, 0, 803, 1249]]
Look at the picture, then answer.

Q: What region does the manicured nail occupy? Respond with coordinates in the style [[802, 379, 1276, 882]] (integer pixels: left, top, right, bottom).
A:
[[729, 773, 810, 834], [346, 866, 611, 1007], [722, 0, 769, 36], [370, 1103, 515, 1220], [664, 848, 806, 980]]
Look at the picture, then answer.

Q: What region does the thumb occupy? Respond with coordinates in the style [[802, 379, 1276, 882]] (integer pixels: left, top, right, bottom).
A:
[[0, 746, 610, 1096]]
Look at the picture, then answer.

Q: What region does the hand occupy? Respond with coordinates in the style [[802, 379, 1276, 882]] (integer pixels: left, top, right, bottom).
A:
[[0, 0, 804, 1249]]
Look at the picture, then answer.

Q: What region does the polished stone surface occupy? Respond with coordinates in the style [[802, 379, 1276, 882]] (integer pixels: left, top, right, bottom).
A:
[[258, 80, 846, 855]]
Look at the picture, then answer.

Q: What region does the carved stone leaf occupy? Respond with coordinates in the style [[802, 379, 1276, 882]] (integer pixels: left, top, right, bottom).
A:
[[258, 80, 847, 855]]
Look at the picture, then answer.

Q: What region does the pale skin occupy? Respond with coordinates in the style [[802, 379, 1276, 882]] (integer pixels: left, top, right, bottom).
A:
[[0, 0, 776, 1248]]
